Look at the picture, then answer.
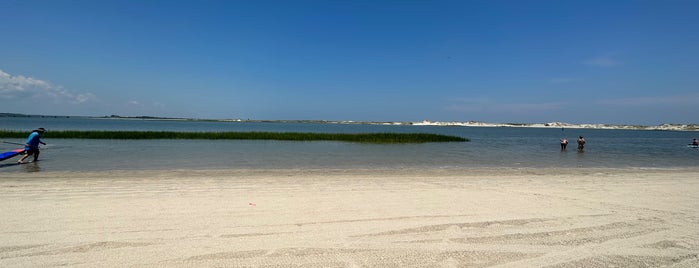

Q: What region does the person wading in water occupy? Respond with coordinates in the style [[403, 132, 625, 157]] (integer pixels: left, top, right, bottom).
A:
[[17, 128, 46, 164], [577, 136, 586, 152]]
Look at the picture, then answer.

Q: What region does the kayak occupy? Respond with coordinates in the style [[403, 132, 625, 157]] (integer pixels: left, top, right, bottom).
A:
[[0, 148, 24, 161]]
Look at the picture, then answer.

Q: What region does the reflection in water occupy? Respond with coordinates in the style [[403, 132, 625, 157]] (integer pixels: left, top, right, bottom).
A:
[[21, 161, 41, 172], [576, 151, 586, 168]]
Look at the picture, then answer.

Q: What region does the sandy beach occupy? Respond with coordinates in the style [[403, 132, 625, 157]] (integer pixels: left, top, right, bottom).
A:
[[1, 168, 698, 267]]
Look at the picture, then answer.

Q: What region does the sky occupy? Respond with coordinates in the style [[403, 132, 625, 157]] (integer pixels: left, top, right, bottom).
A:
[[1, 0, 698, 125]]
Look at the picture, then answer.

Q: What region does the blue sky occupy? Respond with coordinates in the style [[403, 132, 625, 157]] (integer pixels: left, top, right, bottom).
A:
[[1, 0, 697, 124]]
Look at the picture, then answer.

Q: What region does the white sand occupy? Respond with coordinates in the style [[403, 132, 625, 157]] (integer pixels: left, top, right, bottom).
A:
[[1, 168, 698, 267]]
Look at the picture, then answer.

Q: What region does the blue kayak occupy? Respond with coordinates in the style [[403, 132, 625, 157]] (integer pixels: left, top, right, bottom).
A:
[[0, 148, 24, 161]]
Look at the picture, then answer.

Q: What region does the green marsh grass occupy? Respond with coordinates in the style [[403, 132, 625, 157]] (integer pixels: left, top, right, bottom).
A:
[[0, 130, 468, 143]]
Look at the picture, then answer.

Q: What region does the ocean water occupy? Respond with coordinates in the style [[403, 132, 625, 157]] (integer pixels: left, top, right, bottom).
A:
[[1, 117, 698, 172]]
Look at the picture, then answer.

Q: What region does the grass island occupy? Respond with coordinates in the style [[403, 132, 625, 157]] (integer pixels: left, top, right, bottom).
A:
[[0, 130, 468, 144]]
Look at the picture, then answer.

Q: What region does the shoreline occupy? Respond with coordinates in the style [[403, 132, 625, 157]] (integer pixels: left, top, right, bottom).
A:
[[2, 167, 698, 267], [76, 118, 699, 132], [3, 166, 698, 178], [4, 113, 698, 131]]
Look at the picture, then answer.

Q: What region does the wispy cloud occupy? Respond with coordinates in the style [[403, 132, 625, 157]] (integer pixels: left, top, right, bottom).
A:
[[127, 100, 165, 108], [127, 100, 142, 106], [444, 97, 488, 112], [0, 69, 96, 103], [445, 98, 566, 113], [494, 102, 566, 112], [122, 99, 167, 116], [596, 94, 699, 106], [584, 55, 622, 67], [549, 77, 580, 84]]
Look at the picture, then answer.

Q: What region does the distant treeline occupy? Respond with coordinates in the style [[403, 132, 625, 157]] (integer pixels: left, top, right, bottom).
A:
[[0, 130, 468, 144], [0, 113, 72, 118]]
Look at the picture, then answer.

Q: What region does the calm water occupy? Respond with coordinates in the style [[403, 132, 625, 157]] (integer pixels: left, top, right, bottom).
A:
[[1, 117, 698, 172]]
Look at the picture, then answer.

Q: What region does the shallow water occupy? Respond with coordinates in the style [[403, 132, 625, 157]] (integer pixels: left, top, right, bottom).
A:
[[1, 117, 698, 172]]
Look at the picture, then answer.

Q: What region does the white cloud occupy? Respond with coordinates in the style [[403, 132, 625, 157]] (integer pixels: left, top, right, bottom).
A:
[[0, 69, 96, 103]]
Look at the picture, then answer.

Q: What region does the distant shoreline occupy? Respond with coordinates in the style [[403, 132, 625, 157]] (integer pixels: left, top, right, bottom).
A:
[[2, 113, 697, 131], [412, 120, 699, 131]]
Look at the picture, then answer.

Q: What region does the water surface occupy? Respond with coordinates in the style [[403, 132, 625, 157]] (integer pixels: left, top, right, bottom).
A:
[[2, 117, 697, 172]]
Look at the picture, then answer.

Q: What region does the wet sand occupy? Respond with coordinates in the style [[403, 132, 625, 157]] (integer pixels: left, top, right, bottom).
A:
[[1, 168, 698, 267]]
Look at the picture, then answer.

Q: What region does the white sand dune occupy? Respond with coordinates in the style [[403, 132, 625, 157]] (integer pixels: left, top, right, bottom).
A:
[[1, 168, 698, 267]]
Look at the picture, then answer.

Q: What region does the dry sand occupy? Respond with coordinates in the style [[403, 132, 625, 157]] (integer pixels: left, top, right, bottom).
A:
[[1, 168, 698, 267]]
